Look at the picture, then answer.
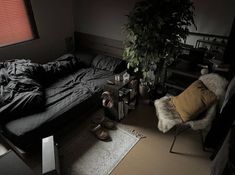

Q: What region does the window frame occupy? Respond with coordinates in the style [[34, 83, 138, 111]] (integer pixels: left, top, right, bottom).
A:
[[0, 0, 39, 48]]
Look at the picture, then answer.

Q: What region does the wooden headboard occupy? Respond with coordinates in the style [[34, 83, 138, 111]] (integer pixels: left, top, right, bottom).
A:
[[74, 31, 124, 58]]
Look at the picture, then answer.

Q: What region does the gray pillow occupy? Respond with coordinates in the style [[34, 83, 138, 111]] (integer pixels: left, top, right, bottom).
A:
[[74, 51, 96, 67], [43, 54, 79, 79], [91, 55, 126, 73]]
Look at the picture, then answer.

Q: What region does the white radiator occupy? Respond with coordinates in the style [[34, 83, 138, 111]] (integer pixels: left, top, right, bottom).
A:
[[42, 135, 60, 175]]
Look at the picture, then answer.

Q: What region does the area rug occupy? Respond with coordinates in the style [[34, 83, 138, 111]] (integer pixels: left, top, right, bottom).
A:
[[60, 124, 143, 175]]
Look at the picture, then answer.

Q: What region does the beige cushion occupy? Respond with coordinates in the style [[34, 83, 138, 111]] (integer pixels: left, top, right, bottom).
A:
[[171, 80, 217, 122]]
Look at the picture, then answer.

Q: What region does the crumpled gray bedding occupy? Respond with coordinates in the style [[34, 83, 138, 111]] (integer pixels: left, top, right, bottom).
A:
[[0, 54, 79, 121], [5, 67, 113, 136], [0, 59, 44, 120]]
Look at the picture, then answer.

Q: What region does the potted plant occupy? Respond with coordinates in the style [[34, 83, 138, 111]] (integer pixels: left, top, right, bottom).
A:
[[123, 0, 196, 97]]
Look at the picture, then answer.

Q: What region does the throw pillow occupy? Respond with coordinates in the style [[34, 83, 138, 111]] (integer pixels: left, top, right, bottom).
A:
[[74, 51, 96, 67], [171, 80, 217, 122], [91, 55, 126, 73], [43, 54, 80, 81]]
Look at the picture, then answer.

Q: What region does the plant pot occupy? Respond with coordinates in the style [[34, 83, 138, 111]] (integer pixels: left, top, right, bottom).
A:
[[139, 84, 149, 98]]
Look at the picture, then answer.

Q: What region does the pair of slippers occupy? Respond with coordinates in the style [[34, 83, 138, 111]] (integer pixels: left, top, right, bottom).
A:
[[90, 117, 116, 141]]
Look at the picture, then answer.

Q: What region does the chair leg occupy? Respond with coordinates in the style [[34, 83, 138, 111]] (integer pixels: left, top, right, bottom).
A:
[[199, 130, 205, 151], [169, 125, 190, 153], [169, 125, 181, 153], [200, 130, 213, 153], [169, 134, 177, 153]]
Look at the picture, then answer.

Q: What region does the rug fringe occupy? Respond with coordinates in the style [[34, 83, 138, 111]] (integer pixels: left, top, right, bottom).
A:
[[128, 129, 146, 139], [117, 125, 146, 139]]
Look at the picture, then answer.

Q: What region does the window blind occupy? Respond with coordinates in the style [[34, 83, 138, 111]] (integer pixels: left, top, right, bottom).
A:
[[0, 0, 35, 47]]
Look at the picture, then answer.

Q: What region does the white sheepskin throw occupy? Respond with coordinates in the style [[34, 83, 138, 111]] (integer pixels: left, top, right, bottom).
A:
[[154, 73, 228, 133], [199, 73, 228, 109], [154, 96, 182, 133]]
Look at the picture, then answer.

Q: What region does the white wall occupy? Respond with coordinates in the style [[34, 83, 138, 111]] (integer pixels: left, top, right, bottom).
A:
[[1, 0, 234, 61], [186, 0, 235, 46], [191, 0, 235, 36], [0, 0, 74, 63], [74, 0, 140, 41], [74, 0, 235, 47]]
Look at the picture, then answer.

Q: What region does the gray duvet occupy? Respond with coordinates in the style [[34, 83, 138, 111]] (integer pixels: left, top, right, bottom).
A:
[[0, 59, 44, 119], [5, 67, 113, 136]]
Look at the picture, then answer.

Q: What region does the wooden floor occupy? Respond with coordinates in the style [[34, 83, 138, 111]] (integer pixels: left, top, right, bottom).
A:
[[111, 102, 212, 175], [20, 101, 212, 175]]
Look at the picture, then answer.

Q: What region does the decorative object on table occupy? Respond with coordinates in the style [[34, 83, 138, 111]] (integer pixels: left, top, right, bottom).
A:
[[123, 0, 196, 92], [101, 91, 114, 109], [123, 72, 130, 82], [114, 74, 122, 82], [114, 74, 119, 82]]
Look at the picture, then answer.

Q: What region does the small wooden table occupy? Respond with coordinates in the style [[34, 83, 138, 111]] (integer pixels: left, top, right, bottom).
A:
[[104, 74, 138, 121]]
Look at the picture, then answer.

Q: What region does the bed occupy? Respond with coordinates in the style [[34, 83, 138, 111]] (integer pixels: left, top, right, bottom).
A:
[[0, 52, 126, 148]]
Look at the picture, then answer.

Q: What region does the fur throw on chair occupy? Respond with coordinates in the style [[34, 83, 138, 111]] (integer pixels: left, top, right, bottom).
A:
[[154, 96, 181, 133], [154, 73, 228, 133]]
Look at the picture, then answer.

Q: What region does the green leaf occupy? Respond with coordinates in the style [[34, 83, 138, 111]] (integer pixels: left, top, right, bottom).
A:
[[123, 0, 196, 84]]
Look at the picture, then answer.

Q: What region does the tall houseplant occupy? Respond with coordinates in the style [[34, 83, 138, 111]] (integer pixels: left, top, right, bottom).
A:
[[123, 0, 196, 89]]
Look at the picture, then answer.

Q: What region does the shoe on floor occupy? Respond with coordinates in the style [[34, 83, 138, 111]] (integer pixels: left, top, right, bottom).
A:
[[100, 117, 116, 130], [89, 123, 111, 141]]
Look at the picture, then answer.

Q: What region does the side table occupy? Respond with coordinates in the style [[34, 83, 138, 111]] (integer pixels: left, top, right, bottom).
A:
[[104, 74, 138, 121]]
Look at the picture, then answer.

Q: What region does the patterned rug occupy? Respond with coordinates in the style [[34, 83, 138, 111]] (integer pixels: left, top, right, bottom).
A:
[[60, 124, 143, 175]]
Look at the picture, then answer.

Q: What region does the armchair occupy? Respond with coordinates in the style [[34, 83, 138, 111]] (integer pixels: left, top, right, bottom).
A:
[[154, 73, 228, 153]]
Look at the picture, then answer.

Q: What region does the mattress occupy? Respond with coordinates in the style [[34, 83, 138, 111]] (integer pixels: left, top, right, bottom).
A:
[[3, 68, 113, 143]]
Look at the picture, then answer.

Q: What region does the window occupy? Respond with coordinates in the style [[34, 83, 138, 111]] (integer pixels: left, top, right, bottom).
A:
[[0, 0, 38, 47]]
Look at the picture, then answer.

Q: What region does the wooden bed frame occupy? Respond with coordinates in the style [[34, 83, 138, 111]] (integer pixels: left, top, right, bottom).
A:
[[74, 31, 124, 58]]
